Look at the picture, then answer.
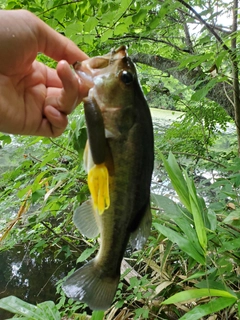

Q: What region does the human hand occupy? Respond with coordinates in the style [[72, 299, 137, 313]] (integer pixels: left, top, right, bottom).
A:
[[0, 10, 89, 137]]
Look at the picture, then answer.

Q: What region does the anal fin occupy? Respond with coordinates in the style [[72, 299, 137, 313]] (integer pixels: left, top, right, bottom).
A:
[[130, 203, 152, 250]]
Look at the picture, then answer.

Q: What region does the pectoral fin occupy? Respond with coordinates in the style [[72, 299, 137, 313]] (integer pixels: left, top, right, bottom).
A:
[[83, 96, 105, 165], [73, 200, 99, 238], [130, 203, 152, 250]]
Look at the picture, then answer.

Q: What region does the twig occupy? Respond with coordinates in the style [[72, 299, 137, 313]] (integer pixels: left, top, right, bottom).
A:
[[28, 154, 56, 168], [109, 35, 190, 53], [160, 151, 227, 168], [177, 0, 231, 54], [41, 221, 82, 254], [49, 138, 78, 157], [37, 1, 82, 16]]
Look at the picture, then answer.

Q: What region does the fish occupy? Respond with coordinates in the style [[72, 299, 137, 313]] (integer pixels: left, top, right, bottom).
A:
[[62, 45, 154, 311]]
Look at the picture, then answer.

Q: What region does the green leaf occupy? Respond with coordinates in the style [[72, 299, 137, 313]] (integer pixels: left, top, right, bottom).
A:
[[179, 297, 236, 320], [151, 194, 204, 255], [65, 23, 83, 38], [17, 185, 32, 198], [223, 209, 240, 226], [114, 22, 130, 35], [83, 34, 95, 45], [189, 53, 212, 70], [32, 171, 49, 192], [149, 16, 160, 29], [162, 288, 237, 305], [184, 171, 207, 251], [180, 268, 216, 283], [77, 246, 97, 263], [0, 296, 38, 318], [5, 318, 29, 320], [100, 29, 113, 42], [132, 9, 147, 24], [32, 189, 45, 203], [191, 86, 209, 101], [0, 297, 61, 320], [120, 0, 132, 10], [0, 133, 11, 145], [219, 237, 240, 252], [91, 310, 105, 320], [53, 8, 66, 21], [101, 11, 116, 24], [191, 77, 222, 102], [160, 152, 190, 211], [37, 301, 61, 319], [154, 223, 205, 264], [158, 2, 169, 18], [84, 16, 98, 32]]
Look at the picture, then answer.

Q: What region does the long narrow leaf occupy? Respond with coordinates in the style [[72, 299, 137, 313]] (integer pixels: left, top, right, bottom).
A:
[[0, 296, 39, 319], [184, 171, 207, 252], [162, 288, 237, 305], [0, 296, 61, 320], [152, 193, 204, 255], [37, 301, 61, 319], [179, 297, 236, 320], [160, 152, 191, 211], [154, 223, 205, 264]]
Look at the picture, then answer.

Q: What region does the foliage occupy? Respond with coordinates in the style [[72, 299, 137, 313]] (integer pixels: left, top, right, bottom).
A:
[[154, 99, 231, 158], [151, 153, 239, 319], [0, 296, 61, 320], [0, 0, 240, 319]]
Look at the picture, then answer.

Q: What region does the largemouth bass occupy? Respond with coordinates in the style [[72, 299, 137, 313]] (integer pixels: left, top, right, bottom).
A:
[[62, 46, 154, 310]]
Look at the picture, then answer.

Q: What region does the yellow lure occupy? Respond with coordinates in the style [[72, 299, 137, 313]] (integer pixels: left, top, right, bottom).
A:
[[88, 163, 110, 215]]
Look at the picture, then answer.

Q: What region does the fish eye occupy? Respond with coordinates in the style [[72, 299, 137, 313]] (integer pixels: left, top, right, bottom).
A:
[[120, 70, 134, 85]]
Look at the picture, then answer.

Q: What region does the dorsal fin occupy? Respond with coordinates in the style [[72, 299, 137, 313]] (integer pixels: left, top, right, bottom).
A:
[[73, 200, 99, 238]]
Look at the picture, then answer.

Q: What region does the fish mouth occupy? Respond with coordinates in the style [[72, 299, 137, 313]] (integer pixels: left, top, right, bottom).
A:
[[109, 45, 128, 64], [73, 45, 130, 89]]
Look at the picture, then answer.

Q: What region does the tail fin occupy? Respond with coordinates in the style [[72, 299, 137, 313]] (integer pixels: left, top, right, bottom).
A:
[[62, 259, 120, 310]]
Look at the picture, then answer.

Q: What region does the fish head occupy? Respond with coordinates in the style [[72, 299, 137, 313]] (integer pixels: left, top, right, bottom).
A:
[[74, 46, 138, 115]]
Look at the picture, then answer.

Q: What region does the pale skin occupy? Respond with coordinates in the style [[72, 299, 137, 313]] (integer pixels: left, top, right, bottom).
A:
[[0, 9, 89, 137]]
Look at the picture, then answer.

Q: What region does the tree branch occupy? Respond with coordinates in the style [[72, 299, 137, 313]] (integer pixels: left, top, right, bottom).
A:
[[231, 0, 240, 154], [131, 52, 234, 118], [177, 0, 231, 54]]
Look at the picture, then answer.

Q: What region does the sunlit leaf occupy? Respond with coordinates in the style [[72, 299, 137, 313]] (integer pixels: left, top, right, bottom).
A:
[[84, 17, 98, 32], [162, 288, 237, 305], [132, 9, 147, 24], [77, 246, 97, 263], [101, 29, 113, 42], [91, 310, 105, 320], [184, 171, 207, 252], [179, 297, 236, 320], [154, 223, 205, 264], [159, 152, 190, 212], [0, 296, 60, 320]]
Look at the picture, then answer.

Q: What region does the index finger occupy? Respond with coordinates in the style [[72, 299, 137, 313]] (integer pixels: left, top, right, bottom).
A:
[[32, 12, 89, 63]]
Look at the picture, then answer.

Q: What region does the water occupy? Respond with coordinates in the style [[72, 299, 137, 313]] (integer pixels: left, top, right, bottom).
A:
[[0, 245, 75, 319]]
